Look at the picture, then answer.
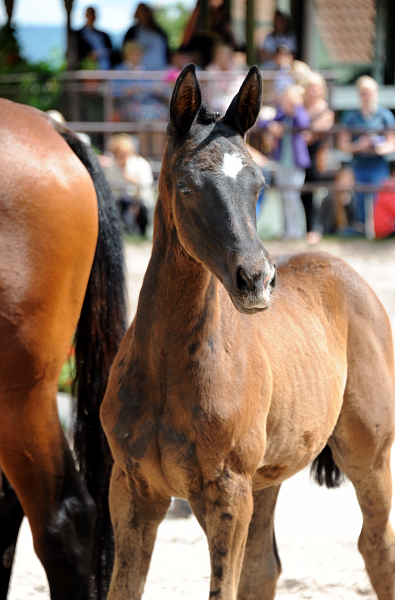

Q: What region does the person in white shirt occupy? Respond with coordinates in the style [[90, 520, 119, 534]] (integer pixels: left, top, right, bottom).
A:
[[102, 133, 154, 235]]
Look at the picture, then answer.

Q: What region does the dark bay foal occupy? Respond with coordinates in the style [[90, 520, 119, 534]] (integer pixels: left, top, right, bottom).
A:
[[101, 65, 395, 600]]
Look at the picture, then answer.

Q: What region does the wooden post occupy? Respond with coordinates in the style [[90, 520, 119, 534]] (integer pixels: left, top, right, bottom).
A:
[[223, 0, 231, 22], [373, 0, 386, 84], [198, 0, 210, 32], [246, 0, 255, 66], [63, 0, 78, 69], [4, 0, 15, 22], [385, 0, 395, 84]]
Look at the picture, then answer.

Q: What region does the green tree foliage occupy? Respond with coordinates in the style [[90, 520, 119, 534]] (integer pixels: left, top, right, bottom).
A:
[[0, 23, 65, 111], [154, 2, 192, 51], [0, 22, 27, 71]]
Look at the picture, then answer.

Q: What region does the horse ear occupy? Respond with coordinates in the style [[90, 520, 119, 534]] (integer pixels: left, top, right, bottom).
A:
[[223, 66, 262, 136], [169, 64, 202, 138]]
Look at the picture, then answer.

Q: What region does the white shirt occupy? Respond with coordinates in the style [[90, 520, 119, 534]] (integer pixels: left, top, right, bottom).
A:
[[104, 155, 154, 206]]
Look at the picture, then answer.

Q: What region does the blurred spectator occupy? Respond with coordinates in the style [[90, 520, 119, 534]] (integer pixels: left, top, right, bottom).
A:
[[180, 1, 245, 68], [246, 143, 270, 217], [113, 41, 169, 122], [262, 85, 311, 239], [271, 45, 294, 102], [115, 40, 144, 72], [46, 110, 66, 124], [206, 43, 245, 113], [338, 75, 395, 232], [317, 167, 361, 237], [259, 10, 297, 68], [123, 3, 170, 70], [262, 47, 310, 108], [76, 6, 116, 69], [209, 4, 246, 53], [102, 133, 154, 236], [290, 60, 312, 89], [207, 42, 237, 71], [46, 110, 92, 147], [374, 172, 395, 238], [165, 46, 198, 84], [301, 72, 335, 243]]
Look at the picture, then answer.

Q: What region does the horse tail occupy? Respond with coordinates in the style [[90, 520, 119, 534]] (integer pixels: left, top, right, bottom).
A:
[[56, 126, 127, 599], [310, 445, 346, 489]]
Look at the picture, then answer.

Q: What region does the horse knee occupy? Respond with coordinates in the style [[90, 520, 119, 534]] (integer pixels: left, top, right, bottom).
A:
[[36, 492, 96, 597]]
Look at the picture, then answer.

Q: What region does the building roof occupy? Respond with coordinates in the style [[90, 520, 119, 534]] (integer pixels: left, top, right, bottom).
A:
[[315, 0, 376, 64]]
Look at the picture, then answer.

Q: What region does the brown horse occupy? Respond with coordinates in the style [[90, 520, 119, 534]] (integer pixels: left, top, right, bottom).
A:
[[0, 100, 126, 600], [101, 64, 395, 600]]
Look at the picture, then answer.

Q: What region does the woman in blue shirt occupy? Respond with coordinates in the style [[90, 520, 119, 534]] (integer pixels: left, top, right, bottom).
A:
[[338, 76, 395, 231]]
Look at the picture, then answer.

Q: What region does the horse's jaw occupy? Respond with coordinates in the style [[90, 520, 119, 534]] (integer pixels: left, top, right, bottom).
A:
[[227, 291, 271, 314]]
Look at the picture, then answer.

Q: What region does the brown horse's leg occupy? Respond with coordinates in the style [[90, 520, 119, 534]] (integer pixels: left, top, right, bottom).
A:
[[0, 315, 96, 600], [238, 485, 281, 600], [0, 388, 96, 600], [0, 473, 24, 600], [107, 464, 171, 600], [190, 473, 254, 600], [330, 331, 395, 600], [332, 441, 395, 600]]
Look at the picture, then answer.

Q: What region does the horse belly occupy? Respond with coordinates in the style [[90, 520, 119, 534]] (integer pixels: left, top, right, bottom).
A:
[[253, 351, 347, 489]]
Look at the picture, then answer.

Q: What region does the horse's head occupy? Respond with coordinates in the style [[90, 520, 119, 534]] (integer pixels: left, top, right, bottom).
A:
[[163, 64, 276, 314]]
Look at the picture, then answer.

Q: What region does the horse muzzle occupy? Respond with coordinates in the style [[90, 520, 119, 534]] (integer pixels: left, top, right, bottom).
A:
[[226, 258, 277, 314]]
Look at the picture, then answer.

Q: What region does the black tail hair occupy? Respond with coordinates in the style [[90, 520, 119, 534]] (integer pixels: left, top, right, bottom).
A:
[[310, 445, 346, 489], [57, 127, 127, 599]]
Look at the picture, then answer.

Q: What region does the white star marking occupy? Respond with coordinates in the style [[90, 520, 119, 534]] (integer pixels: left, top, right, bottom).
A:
[[222, 153, 244, 179]]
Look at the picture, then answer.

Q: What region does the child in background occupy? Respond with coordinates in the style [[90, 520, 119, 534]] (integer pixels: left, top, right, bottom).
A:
[[263, 85, 311, 239], [102, 133, 154, 236], [317, 167, 362, 237]]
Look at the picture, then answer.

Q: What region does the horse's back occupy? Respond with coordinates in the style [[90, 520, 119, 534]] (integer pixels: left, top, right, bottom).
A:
[[0, 99, 99, 386], [271, 250, 394, 392], [273, 250, 393, 350]]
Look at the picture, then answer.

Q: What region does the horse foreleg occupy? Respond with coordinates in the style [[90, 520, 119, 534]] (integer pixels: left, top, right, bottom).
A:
[[190, 473, 254, 600], [238, 485, 281, 600], [0, 473, 24, 600], [107, 463, 171, 600]]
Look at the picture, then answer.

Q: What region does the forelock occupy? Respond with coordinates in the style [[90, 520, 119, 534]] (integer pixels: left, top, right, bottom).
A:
[[196, 103, 221, 125]]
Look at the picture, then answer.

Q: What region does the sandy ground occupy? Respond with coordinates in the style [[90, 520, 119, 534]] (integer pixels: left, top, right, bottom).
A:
[[9, 237, 395, 600]]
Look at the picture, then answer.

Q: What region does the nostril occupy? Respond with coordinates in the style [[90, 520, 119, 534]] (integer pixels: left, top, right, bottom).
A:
[[236, 267, 253, 293], [269, 270, 277, 289]]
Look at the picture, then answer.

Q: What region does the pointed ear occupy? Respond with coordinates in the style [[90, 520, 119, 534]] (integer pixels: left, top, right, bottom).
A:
[[223, 66, 262, 136], [169, 64, 202, 138]]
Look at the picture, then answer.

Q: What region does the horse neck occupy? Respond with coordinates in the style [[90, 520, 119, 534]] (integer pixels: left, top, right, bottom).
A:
[[135, 172, 217, 332]]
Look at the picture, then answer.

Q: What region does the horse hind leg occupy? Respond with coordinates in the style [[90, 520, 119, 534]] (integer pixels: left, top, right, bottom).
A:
[[0, 399, 96, 600], [0, 473, 24, 600], [330, 334, 395, 599], [238, 485, 281, 600], [0, 321, 96, 600], [335, 443, 395, 600]]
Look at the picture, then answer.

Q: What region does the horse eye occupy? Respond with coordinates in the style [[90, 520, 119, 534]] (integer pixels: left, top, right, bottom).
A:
[[177, 183, 192, 195]]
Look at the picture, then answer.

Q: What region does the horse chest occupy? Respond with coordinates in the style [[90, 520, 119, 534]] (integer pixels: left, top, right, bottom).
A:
[[108, 342, 268, 496]]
